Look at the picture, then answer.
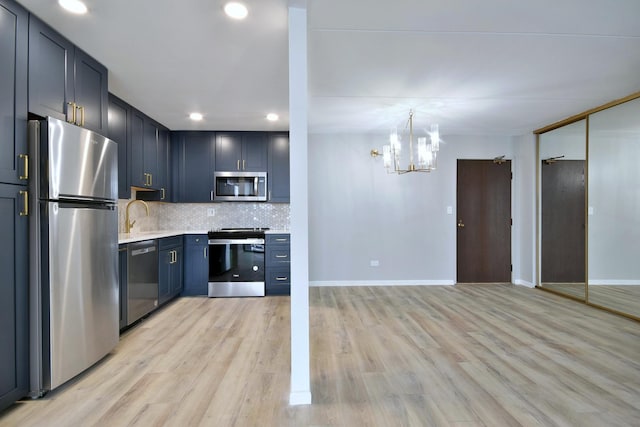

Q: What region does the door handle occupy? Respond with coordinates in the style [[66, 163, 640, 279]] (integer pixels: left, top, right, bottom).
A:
[[457, 219, 465, 228], [19, 154, 28, 180], [19, 190, 28, 216], [77, 105, 85, 126], [67, 101, 77, 124]]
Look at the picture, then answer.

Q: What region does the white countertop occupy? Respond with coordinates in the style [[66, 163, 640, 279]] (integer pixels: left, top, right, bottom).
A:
[[118, 229, 289, 244]]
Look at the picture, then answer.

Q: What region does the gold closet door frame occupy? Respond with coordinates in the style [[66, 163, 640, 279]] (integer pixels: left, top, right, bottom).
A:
[[534, 91, 640, 323]]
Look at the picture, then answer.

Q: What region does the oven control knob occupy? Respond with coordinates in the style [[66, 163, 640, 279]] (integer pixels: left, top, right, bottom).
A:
[[253, 265, 259, 272]]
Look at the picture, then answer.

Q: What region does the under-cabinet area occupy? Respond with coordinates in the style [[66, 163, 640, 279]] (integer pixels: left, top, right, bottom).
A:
[[118, 231, 289, 330]]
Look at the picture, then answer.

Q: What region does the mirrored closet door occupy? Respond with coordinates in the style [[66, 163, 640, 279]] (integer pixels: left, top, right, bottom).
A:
[[537, 93, 640, 321]]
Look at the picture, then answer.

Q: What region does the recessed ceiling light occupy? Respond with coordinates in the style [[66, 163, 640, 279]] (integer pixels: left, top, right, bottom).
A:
[[189, 112, 203, 121], [266, 113, 279, 122], [224, 2, 248, 20], [58, 0, 88, 14]]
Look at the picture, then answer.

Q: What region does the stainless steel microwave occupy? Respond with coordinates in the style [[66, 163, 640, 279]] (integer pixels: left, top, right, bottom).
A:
[[213, 171, 267, 201]]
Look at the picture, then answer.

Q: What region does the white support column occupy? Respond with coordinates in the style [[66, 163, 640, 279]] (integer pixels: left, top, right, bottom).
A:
[[288, 1, 311, 406]]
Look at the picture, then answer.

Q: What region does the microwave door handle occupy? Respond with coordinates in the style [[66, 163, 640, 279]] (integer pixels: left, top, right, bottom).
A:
[[254, 177, 258, 196]]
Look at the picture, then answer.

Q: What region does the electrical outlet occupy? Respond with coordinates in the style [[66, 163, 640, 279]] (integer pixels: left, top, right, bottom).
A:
[[370, 260, 380, 267], [207, 208, 216, 217]]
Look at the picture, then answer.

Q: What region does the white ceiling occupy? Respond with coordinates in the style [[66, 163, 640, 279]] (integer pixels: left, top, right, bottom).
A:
[[16, 0, 640, 136]]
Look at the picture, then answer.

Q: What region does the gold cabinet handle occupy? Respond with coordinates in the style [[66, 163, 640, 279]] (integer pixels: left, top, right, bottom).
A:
[[149, 174, 153, 186], [203, 247, 207, 258], [275, 254, 288, 259], [242, 159, 246, 170], [237, 159, 240, 170], [67, 101, 77, 124], [19, 190, 28, 216], [275, 238, 287, 242], [78, 105, 85, 126], [275, 276, 288, 281], [161, 188, 165, 200], [19, 154, 29, 180]]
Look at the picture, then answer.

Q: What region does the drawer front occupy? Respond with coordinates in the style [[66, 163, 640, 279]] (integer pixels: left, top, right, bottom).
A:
[[266, 234, 290, 245], [184, 234, 207, 246], [266, 266, 290, 296], [266, 267, 291, 286], [266, 246, 290, 266], [159, 235, 183, 250]]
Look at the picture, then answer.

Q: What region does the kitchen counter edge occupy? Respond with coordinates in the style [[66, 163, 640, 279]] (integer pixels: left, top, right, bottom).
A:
[[119, 230, 289, 244], [118, 230, 209, 244]]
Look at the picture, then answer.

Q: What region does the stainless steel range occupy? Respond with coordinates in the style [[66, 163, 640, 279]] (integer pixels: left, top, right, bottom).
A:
[[207, 228, 268, 297]]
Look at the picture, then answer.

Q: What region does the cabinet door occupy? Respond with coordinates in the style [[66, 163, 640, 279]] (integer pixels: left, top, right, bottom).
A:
[[242, 132, 268, 171], [130, 109, 146, 188], [0, 183, 28, 411], [215, 132, 243, 171], [0, 0, 27, 186], [183, 235, 208, 295], [156, 127, 170, 200], [143, 119, 159, 188], [158, 248, 172, 305], [118, 245, 128, 330], [171, 246, 184, 295], [28, 15, 74, 122], [268, 133, 290, 202], [74, 48, 108, 134], [177, 132, 215, 202], [108, 94, 131, 199]]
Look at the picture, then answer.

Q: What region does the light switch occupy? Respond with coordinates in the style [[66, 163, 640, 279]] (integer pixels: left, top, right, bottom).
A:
[[588, 206, 594, 216], [207, 208, 216, 217], [446, 206, 453, 214]]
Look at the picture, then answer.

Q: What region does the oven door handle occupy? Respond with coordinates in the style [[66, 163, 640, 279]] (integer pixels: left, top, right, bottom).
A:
[[208, 238, 265, 245]]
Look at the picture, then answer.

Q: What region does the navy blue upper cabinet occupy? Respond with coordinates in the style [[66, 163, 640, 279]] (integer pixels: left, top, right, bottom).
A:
[[28, 15, 108, 134], [268, 133, 290, 202], [73, 48, 108, 134], [215, 132, 267, 172], [130, 109, 167, 192], [174, 131, 216, 203], [0, 0, 28, 186], [130, 109, 146, 188], [107, 94, 131, 199]]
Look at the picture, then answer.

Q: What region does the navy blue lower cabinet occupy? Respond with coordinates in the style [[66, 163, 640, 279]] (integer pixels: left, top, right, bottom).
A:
[[0, 183, 29, 411], [265, 233, 290, 296], [158, 236, 183, 305], [183, 234, 208, 296], [119, 244, 128, 330]]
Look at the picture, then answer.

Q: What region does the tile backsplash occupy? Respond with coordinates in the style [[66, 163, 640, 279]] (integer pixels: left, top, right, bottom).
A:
[[118, 190, 290, 233]]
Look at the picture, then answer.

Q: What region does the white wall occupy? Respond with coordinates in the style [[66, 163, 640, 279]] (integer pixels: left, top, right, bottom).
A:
[[512, 134, 536, 287], [308, 132, 535, 285]]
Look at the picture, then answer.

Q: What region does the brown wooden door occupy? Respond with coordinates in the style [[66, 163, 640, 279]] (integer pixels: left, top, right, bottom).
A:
[[541, 160, 585, 283], [457, 160, 512, 283]]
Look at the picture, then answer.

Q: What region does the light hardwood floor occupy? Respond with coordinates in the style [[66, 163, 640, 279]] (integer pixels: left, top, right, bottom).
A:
[[2, 284, 639, 426]]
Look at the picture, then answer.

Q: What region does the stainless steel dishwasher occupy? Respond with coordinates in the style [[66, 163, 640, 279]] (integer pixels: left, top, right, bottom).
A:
[[127, 240, 159, 325]]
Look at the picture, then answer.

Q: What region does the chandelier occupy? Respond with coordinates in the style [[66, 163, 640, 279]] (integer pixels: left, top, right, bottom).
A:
[[371, 110, 440, 174]]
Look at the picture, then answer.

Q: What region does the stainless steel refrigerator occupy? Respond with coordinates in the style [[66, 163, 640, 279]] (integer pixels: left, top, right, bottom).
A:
[[28, 117, 119, 395]]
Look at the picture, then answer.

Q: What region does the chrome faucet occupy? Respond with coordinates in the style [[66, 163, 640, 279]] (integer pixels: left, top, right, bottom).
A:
[[125, 200, 150, 233]]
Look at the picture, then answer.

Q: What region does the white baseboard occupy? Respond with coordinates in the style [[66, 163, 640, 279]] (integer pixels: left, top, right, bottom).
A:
[[514, 279, 535, 288], [309, 280, 455, 287], [289, 390, 312, 406], [588, 280, 640, 286]]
